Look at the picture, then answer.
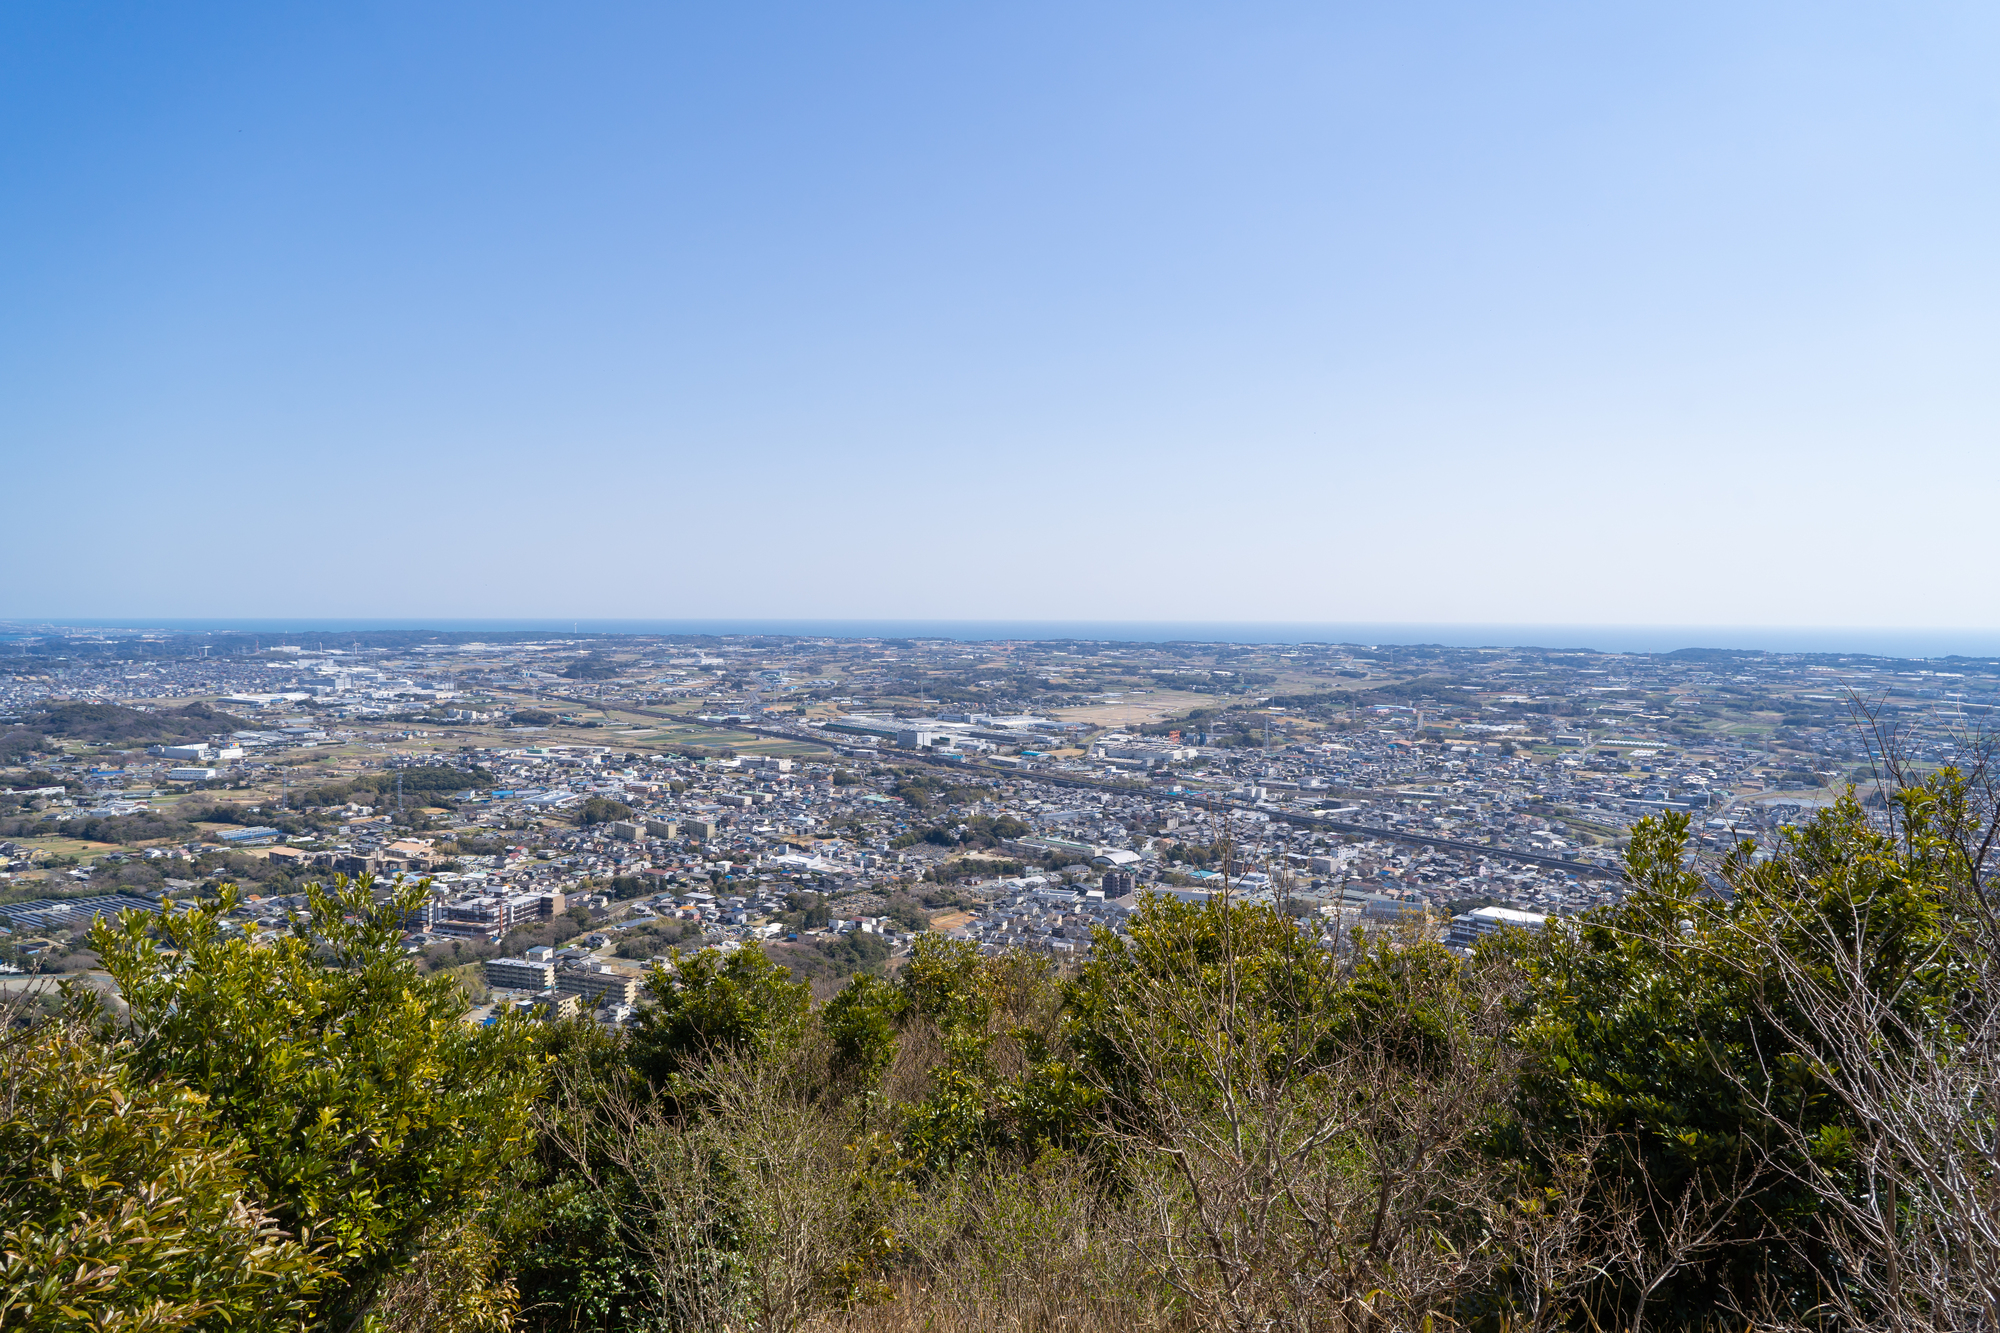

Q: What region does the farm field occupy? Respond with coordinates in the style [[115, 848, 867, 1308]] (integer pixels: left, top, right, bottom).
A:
[[1051, 688, 1213, 728]]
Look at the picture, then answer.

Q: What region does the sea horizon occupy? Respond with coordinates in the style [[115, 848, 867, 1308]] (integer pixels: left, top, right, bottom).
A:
[[7, 618, 2000, 660]]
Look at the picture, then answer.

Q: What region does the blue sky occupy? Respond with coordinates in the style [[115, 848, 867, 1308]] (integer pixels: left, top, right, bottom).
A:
[[4, 2, 1998, 627]]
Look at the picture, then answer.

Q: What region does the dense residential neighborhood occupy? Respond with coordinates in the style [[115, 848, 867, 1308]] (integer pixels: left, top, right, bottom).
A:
[[3, 623, 1990, 1014]]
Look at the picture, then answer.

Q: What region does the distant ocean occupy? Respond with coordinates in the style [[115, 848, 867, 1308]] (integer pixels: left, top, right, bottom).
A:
[[11, 619, 2000, 659]]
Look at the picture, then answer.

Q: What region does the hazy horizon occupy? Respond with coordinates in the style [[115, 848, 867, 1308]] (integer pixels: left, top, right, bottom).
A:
[[11, 617, 2000, 660]]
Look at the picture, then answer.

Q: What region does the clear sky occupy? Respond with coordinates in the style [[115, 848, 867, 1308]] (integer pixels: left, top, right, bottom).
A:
[[4, 2, 1998, 628]]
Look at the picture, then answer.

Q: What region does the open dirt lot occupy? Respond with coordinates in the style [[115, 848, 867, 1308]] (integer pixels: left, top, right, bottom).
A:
[[1053, 689, 1211, 728]]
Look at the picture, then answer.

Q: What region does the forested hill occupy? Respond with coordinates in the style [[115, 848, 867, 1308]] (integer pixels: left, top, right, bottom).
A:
[[17, 700, 248, 744]]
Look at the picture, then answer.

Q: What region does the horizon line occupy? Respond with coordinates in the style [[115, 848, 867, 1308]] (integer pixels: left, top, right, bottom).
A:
[[7, 617, 2000, 660]]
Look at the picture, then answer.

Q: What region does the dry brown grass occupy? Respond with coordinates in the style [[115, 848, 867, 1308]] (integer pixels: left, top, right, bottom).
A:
[[806, 1153, 1184, 1333], [805, 1282, 1185, 1333], [1051, 690, 1211, 728]]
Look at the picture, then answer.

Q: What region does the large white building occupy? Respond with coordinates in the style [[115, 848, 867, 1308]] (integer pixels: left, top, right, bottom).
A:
[[485, 956, 557, 993], [556, 961, 643, 1007], [1444, 905, 1548, 951]]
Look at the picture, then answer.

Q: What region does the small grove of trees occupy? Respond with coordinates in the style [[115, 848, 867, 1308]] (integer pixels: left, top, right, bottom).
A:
[[889, 812, 1028, 850], [18, 700, 248, 745], [288, 764, 496, 811], [0, 728, 62, 763], [888, 774, 992, 814], [604, 873, 652, 900], [578, 796, 636, 826], [0, 769, 83, 795], [614, 918, 697, 959], [774, 890, 833, 932], [809, 929, 892, 975], [877, 892, 929, 934], [11, 763, 2000, 1331], [561, 656, 622, 680], [0, 808, 193, 843]]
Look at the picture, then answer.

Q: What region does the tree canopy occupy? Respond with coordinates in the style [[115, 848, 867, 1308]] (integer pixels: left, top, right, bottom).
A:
[[88, 875, 541, 1329], [6, 766, 1999, 1332]]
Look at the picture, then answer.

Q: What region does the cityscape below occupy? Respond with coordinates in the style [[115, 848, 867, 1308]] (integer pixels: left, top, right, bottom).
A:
[[2, 620, 1981, 1020]]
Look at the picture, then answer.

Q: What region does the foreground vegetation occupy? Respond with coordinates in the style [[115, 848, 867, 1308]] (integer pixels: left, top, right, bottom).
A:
[[5, 764, 2000, 1332]]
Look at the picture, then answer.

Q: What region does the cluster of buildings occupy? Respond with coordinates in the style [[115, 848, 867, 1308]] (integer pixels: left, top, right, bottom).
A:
[[8, 627, 1997, 981], [484, 947, 643, 1023]]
